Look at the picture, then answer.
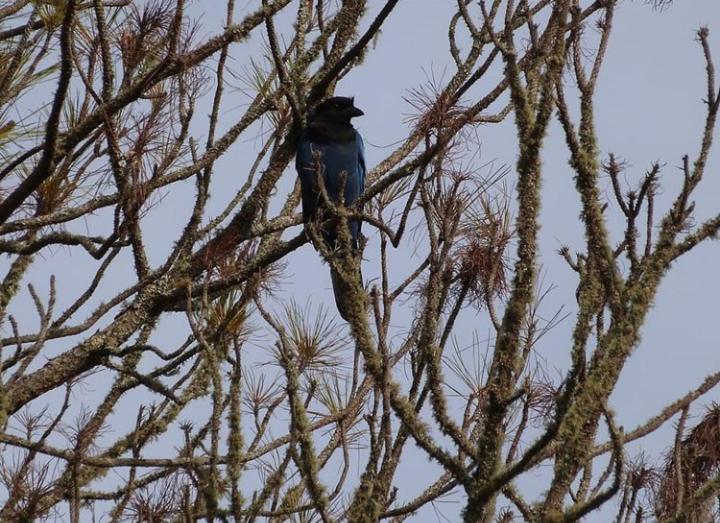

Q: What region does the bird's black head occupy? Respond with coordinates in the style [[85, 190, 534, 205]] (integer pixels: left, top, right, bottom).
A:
[[311, 96, 364, 124]]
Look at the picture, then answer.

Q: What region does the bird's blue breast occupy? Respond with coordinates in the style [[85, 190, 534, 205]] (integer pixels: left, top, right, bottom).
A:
[[296, 129, 365, 247], [296, 135, 363, 205]]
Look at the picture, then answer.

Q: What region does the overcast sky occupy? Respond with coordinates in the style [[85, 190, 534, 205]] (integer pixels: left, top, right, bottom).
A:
[[5, 0, 720, 520]]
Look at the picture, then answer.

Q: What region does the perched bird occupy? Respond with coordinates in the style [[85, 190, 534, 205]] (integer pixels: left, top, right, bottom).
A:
[[295, 96, 366, 321]]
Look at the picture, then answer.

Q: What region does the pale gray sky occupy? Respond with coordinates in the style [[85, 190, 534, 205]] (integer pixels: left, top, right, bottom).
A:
[[5, 1, 720, 520]]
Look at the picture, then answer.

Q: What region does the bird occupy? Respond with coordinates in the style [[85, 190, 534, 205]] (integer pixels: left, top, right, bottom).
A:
[[295, 96, 366, 321]]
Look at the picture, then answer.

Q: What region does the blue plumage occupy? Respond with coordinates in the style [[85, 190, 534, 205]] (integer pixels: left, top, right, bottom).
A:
[[296, 131, 365, 246], [295, 96, 365, 320]]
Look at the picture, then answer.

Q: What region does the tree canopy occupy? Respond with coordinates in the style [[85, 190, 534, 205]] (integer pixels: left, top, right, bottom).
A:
[[0, 0, 719, 521]]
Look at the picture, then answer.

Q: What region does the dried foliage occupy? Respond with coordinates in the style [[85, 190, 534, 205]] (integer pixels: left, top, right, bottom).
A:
[[0, 0, 718, 522]]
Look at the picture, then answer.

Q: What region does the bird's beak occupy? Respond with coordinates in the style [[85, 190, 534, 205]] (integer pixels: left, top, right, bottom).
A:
[[350, 106, 364, 117]]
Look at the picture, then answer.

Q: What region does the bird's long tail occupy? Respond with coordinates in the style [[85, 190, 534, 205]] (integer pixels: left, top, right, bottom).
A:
[[330, 264, 363, 322]]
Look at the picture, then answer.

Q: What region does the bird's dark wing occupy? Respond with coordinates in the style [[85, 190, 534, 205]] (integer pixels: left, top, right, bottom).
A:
[[356, 130, 366, 193], [355, 130, 366, 235]]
